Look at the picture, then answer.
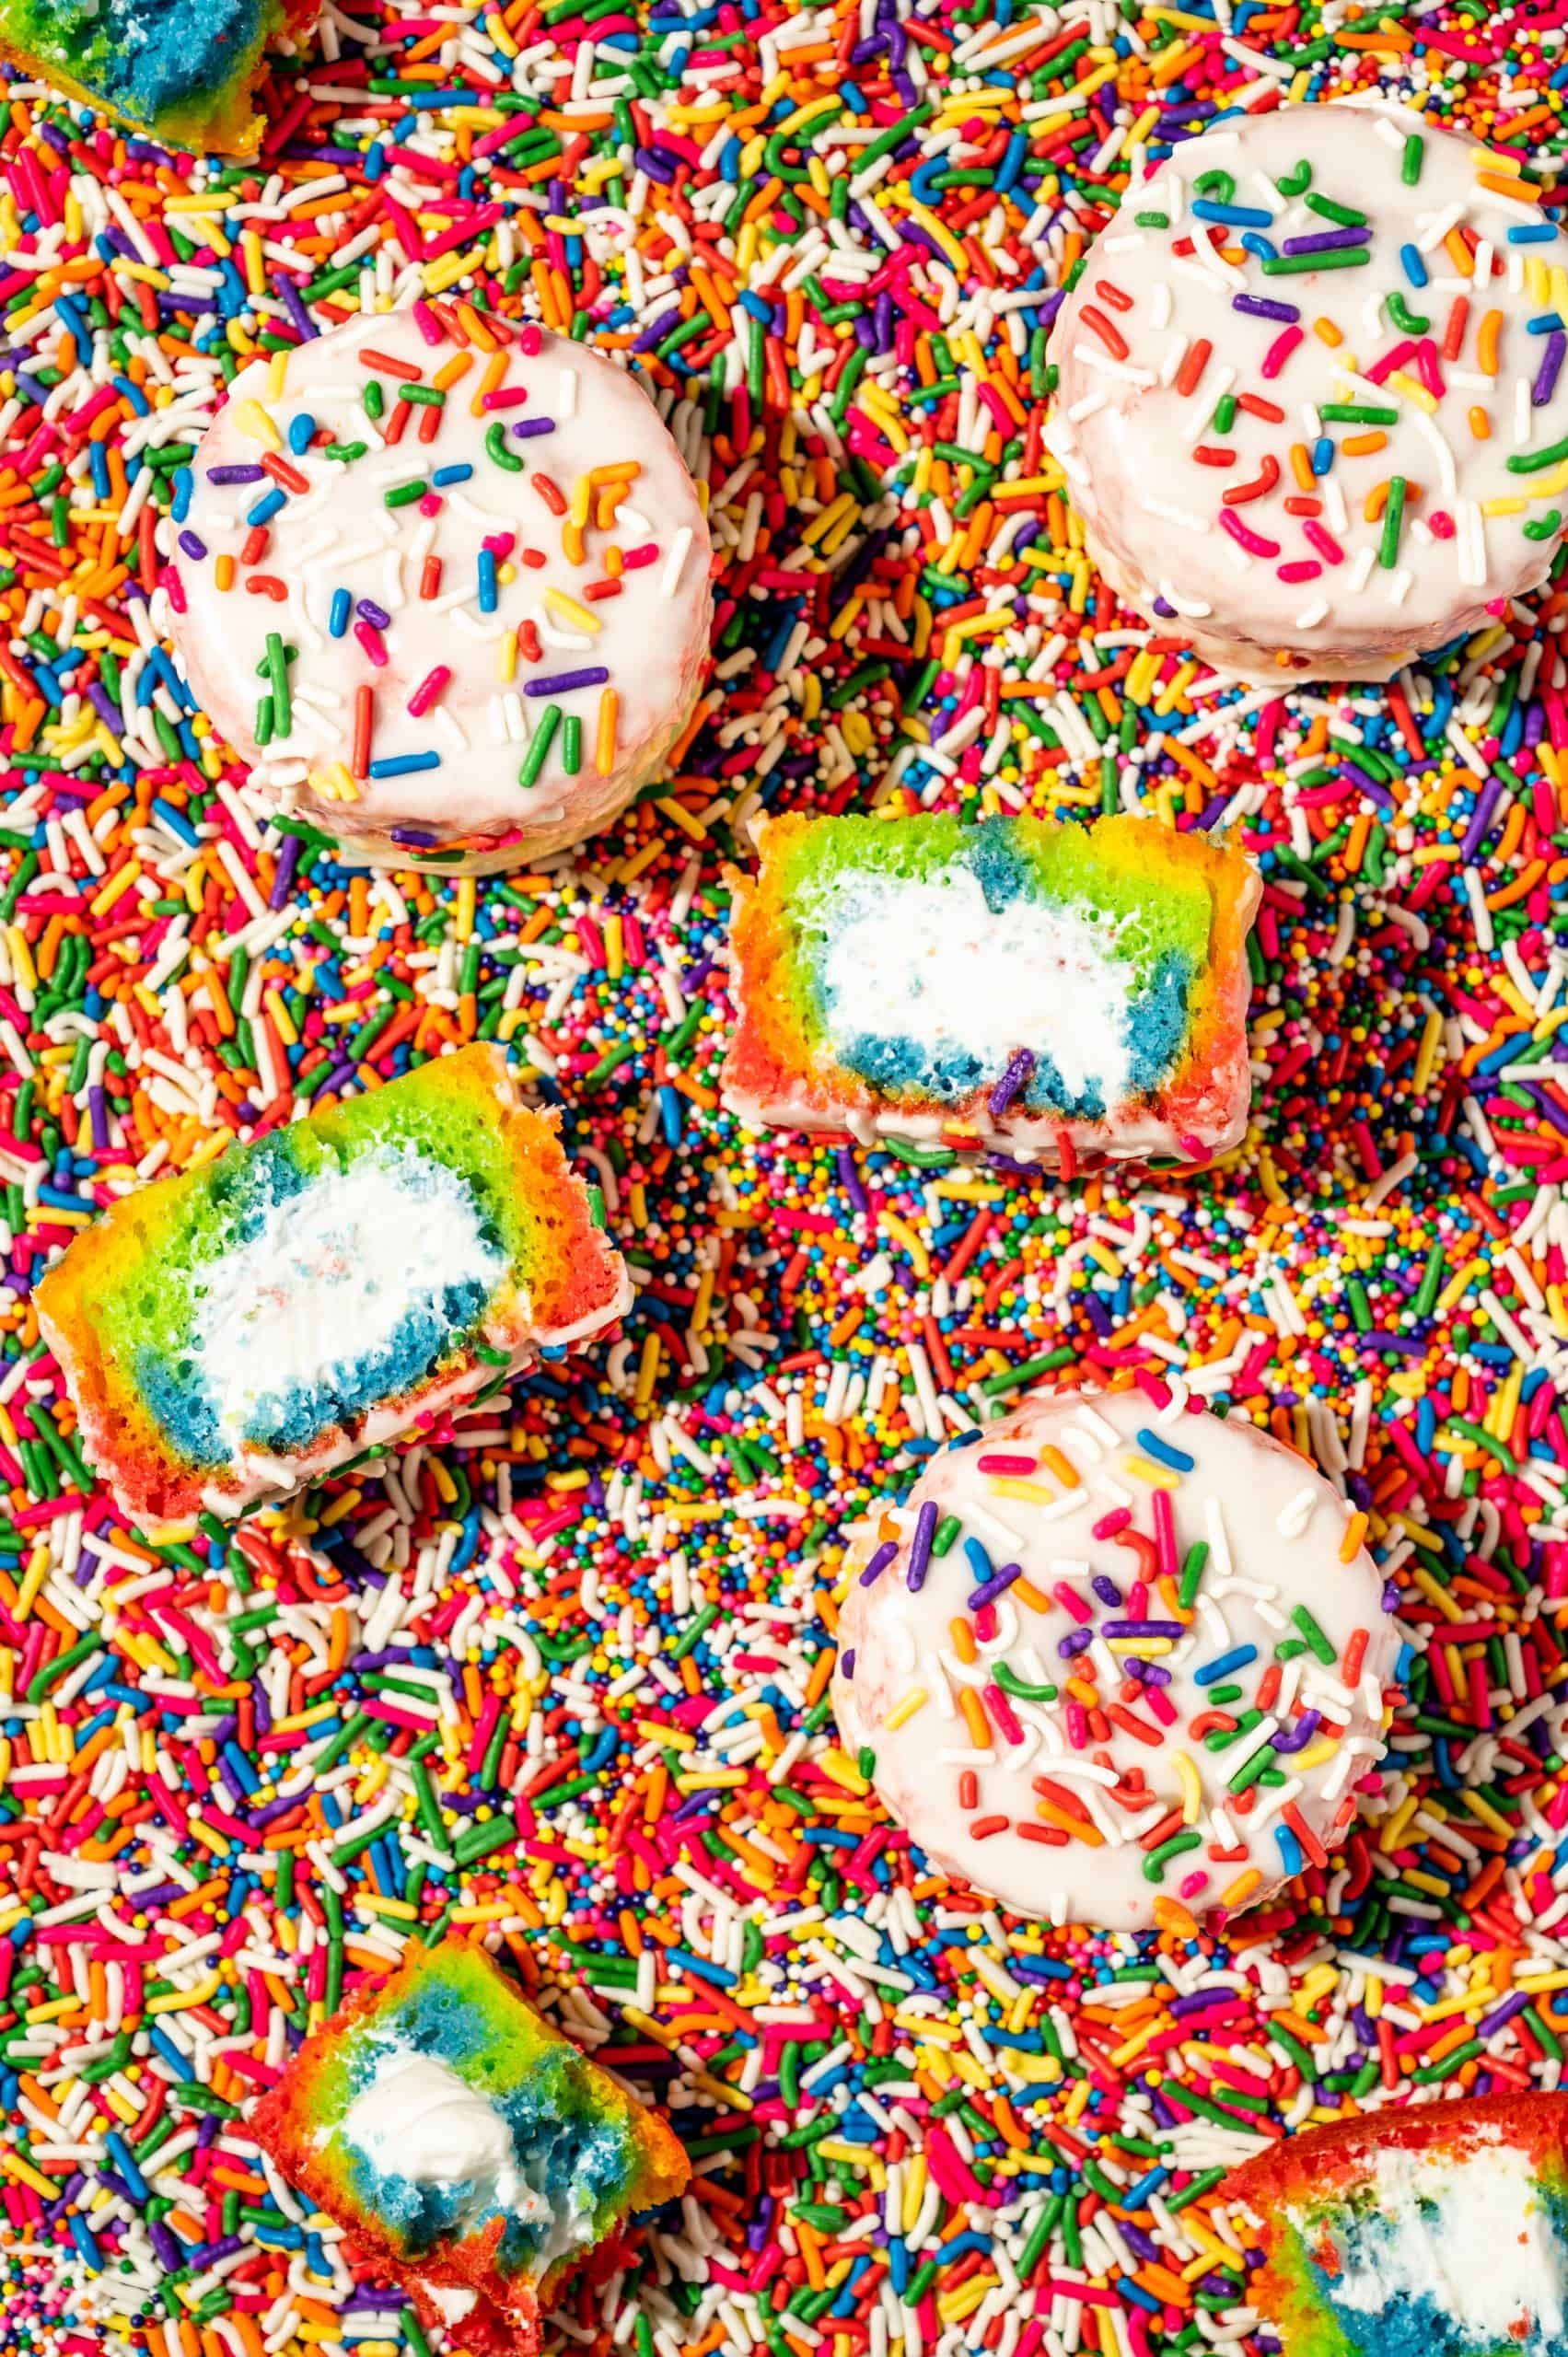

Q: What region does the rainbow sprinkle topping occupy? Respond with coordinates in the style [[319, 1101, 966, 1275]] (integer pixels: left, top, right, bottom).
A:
[[6, 6, 1568, 2355]]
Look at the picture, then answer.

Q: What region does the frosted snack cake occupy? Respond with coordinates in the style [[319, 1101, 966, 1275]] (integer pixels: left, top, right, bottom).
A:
[[833, 1380, 1400, 1933], [173, 302, 713, 875], [36, 1044, 630, 1536], [0, 0, 318, 155], [1047, 102, 1568, 680], [251, 1935, 690, 2357], [1226, 2090, 1568, 2357], [721, 812, 1260, 1174]]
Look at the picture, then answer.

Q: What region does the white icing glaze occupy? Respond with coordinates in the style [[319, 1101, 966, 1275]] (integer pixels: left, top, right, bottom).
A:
[[725, 1043, 1252, 1166], [186, 1329, 570, 1538], [832, 1385, 1399, 1930], [1047, 102, 1568, 680], [1295, 2139, 1565, 2345], [191, 1150, 505, 1454], [175, 308, 712, 872]]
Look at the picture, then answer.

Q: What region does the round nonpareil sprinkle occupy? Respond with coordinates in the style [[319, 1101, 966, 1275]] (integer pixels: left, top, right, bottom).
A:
[[0, 8, 1565, 2357]]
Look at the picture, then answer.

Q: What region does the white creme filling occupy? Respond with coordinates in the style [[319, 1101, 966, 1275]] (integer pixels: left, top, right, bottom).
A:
[[1320, 2141, 1565, 2340], [423, 2287, 478, 2326], [190, 1152, 507, 1454], [814, 870, 1139, 1111], [336, 2046, 598, 2273]]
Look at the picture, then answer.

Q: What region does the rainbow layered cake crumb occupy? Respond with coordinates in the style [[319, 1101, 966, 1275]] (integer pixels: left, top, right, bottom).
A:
[[251, 1935, 690, 2357], [722, 812, 1260, 1171], [35, 1044, 630, 1536], [1227, 2091, 1568, 2357], [0, 0, 318, 155]]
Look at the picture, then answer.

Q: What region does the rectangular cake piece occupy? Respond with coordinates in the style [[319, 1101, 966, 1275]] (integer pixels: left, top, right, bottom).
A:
[[1225, 2091, 1568, 2357], [721, 813, 1260, 1173], [250, 1935, 690, 2357], [36, 1043, 630, 1537], [0, 0, 318, 157]]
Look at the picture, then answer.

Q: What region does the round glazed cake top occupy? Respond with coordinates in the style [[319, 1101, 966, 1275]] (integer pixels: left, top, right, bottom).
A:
[[1045, 104, 1568, 674], [832, 1384, 1400, 1932], [173, 305, 711, 855]]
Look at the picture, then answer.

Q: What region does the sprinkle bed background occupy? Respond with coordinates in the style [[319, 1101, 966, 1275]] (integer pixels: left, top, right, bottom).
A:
[[2, 3, 1566, 2357]]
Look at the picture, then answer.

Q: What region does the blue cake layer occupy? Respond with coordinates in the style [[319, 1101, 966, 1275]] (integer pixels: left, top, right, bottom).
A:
[[0, 0, 280, 133]]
